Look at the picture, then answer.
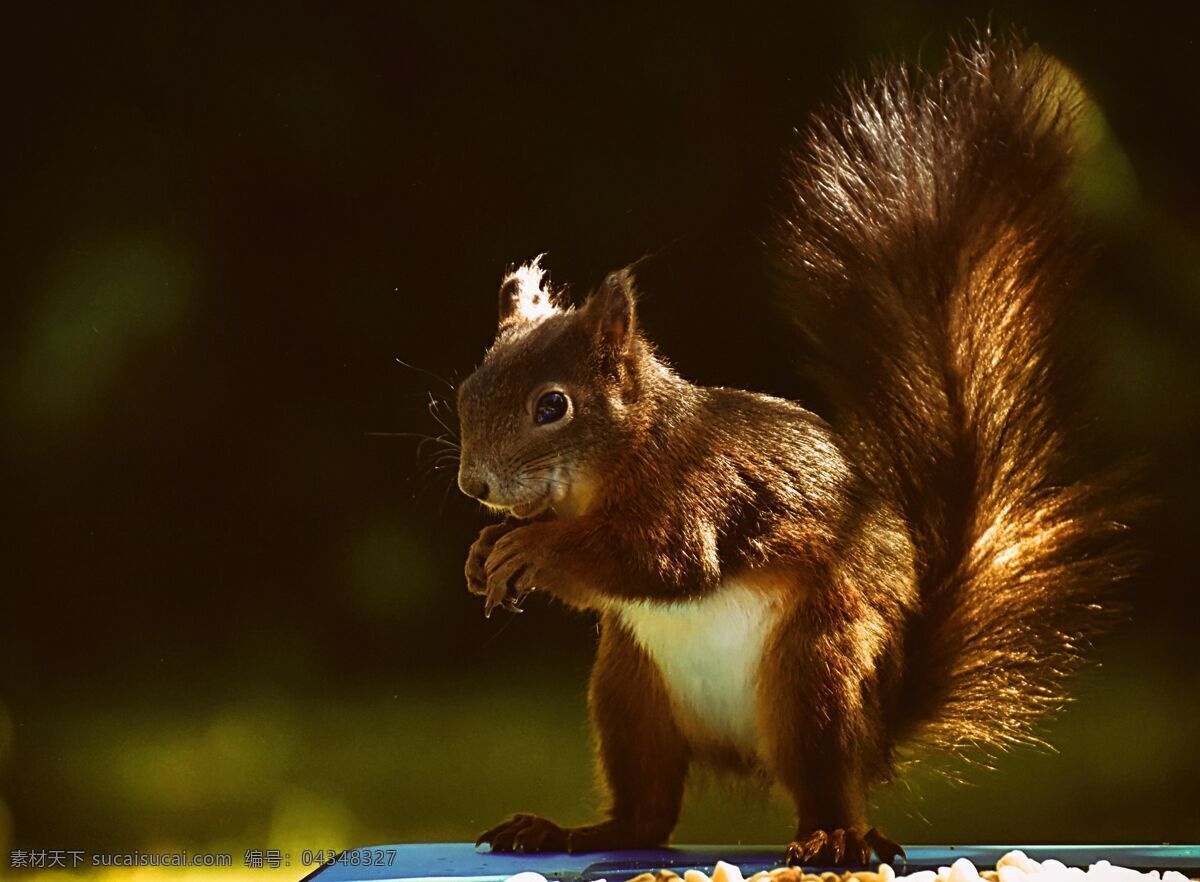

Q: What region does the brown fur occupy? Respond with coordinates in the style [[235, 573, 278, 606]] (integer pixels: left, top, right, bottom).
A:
[[458, 32, 1130, 865]]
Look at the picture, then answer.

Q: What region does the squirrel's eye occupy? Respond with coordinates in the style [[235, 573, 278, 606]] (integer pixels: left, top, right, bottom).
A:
[[534, 391, 569, 426]]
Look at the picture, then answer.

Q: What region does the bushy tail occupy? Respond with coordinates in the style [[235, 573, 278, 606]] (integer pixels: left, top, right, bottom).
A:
[[781, 32, 1132, 764]]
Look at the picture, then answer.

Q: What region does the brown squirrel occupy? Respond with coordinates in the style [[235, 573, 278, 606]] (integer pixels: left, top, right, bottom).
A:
[[453, 34, 1128, 867]]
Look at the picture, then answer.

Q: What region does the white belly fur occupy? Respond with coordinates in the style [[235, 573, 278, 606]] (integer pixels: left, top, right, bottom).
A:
[[612, 582, 783, 755]]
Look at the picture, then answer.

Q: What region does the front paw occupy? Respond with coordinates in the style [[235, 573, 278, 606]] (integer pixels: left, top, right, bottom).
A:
[[482, 526, 546, 618], [465, 523, 517, 598]]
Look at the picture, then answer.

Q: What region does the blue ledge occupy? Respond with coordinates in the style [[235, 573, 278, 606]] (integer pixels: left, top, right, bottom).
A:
[[303, 843, 1200, 882]]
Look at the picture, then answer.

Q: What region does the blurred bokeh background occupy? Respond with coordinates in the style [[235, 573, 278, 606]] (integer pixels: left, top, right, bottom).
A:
[[2, 2, 1198, 879]]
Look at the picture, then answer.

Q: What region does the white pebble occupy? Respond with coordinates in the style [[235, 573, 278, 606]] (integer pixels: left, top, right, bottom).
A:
[[998, 852, 1042, 875], [950, 859, 981, 882], [1097, 867, 1155, 882], [502, 853, 1192, 882]]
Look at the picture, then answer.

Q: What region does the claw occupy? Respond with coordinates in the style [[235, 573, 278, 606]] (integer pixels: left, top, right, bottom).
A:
[[829, 829, 846, 865], [500, 592, 527, 614], [484, 565, 527, 618], [787, 829, 832, 867]]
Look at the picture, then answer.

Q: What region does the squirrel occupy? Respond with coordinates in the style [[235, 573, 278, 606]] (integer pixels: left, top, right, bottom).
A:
[[452, 34, 1129, 867]]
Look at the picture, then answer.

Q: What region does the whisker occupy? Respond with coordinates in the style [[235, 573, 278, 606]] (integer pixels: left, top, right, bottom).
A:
[[417, 437, 461, 459], [374, 363, 468, 509], [481, 604, 523, 645], [437, 469, 457, 515], [366, 430, 459, 450], [408, 457, 458, 500], [427, 395, 460, 440], [507, 450, 563, 473], [394, 357, 457, 392]]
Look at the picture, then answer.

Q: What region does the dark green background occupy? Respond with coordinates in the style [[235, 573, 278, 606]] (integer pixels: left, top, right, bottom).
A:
[[2, 1, 1198, 862]]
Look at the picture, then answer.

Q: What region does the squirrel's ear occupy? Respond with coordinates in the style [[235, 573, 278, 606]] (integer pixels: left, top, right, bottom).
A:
[[498, 256, 560, 332], [587, 270, 637, 352]]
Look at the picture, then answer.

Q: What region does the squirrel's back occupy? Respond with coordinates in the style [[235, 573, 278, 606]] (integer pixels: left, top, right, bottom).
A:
[[780, 32, 1132, 765]]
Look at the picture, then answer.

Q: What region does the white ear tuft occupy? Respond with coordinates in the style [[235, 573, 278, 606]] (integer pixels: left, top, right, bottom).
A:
[[498, 254, 561, 328]]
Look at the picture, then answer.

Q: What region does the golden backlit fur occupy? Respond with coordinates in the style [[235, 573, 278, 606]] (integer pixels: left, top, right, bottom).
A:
[[780, 33, 1132, 766]]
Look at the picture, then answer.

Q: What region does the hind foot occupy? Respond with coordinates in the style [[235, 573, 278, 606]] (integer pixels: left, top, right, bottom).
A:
[[476, 813, 569, 853], [476, 815, 667, 854], [786, 826, 905, 867]]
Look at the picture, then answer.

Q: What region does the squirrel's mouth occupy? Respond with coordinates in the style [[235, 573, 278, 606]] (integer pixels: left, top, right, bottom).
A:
[[500, 465, 570, 520], [510, 495, 553, 520], [505, 464, 571, 520]]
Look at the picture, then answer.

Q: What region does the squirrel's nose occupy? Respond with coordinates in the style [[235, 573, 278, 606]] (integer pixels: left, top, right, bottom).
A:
[[459, 474, 490, 501]]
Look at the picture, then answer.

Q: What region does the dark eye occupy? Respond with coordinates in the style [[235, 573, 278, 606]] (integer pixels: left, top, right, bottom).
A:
[[534, 391, 569, 426]]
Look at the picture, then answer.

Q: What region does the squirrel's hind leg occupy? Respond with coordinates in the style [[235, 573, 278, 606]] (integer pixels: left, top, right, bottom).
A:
[[757, 589, 902, 867]]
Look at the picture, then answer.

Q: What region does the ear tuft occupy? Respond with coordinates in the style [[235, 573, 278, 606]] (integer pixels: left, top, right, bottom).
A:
[[588, 269, 637, 352], [498, 254, 561, 330]]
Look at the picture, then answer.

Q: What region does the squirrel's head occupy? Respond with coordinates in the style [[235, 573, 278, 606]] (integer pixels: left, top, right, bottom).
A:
[[455, 257, 656, 520]]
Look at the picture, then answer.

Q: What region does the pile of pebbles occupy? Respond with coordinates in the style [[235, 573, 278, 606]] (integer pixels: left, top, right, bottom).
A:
[[504, 851, 1193, 882]]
